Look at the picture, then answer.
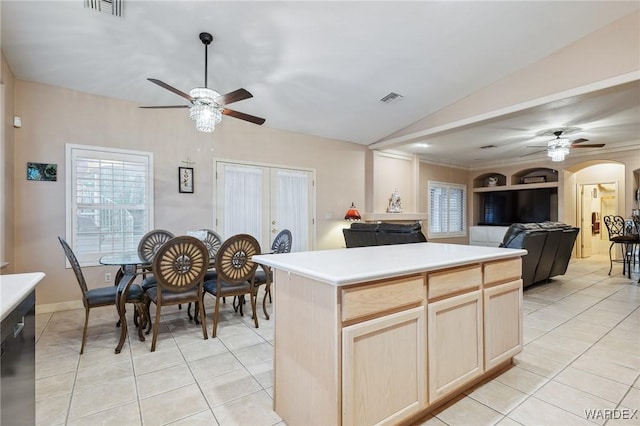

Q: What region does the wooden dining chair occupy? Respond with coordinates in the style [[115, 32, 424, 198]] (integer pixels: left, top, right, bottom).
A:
[[58, 236, 145, 354], [137, 229, 175, 287], [203, 234, 261, 337], [253, 229, 292, 319], [144, 236, 209, 351]]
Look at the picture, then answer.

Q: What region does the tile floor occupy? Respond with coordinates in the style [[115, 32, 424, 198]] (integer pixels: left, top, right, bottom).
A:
[[36, 254, 639, 425]]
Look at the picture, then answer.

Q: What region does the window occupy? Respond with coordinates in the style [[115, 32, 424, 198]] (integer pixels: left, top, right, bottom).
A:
[[428, 181, 467, 238], [66, 144, 153, 266]]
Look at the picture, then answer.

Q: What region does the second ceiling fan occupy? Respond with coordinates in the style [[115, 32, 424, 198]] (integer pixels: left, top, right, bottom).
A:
[[523, 130, 605, 161], [141, 32, 265, 132]]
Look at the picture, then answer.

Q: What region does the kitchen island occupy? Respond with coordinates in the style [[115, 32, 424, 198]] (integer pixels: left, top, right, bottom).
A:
[[254, 242, 526, 426]]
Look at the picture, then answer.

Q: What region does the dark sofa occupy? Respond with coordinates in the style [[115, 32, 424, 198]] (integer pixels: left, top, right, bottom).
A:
[[343, 222, 427, 248], [499, 222, 580, 287]]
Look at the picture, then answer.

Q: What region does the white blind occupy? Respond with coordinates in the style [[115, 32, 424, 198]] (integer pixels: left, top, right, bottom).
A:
[[66, 145, 153, 265], [428, 181, 466, 238]]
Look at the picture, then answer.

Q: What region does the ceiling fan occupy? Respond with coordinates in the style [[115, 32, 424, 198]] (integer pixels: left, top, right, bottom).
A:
[[140, 32, 265, 132], [523, 130, 605, 161]]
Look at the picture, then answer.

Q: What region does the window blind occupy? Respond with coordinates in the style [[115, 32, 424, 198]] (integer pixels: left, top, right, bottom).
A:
[[66, 145, 153, 265], [428, 181, 467, 238]]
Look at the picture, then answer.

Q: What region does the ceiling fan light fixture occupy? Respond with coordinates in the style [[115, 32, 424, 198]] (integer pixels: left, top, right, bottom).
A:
[[189, 87, 222, 132], [547, 144, 569, 162]]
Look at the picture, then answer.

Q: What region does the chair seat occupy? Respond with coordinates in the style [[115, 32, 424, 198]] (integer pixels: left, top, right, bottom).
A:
[[86, 284, 143, 307], [204, 280, 251, 295], [611, 235, 638, 243], [141, 276, 157, 290], [145, 286, 200, 304], [253, 269, 267, 284], [203, 270, 218, 281]]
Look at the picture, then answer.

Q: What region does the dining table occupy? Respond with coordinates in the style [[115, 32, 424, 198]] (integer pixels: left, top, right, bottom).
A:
[[99, 253, 150, 353]]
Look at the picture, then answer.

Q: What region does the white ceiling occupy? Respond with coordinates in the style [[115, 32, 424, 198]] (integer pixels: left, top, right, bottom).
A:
[[2, 1, 639, 168]]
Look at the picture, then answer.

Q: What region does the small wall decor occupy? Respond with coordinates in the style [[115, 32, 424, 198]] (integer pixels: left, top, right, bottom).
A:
[[179, 167, 194, 193], [27, 162, 57, 181]]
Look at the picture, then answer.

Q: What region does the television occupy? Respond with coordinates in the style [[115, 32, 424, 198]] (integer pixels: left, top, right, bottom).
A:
[[479, 188, 556, 226]]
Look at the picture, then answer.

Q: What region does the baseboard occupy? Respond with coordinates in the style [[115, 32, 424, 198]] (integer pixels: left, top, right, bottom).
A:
[[36, 300, 83, 314]]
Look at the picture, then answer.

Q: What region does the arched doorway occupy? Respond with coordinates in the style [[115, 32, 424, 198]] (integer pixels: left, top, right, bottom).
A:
[[562, 161, 626, 258]]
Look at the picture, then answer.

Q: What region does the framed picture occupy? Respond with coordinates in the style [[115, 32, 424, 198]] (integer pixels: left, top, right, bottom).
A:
[[27, 162, 57, 181], [179, 167, 194, 193]]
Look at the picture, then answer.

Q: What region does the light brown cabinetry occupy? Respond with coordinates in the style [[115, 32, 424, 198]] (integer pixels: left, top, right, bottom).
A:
[[343, 306, 426, 425], [427, 290, 484, 403], [270, 253, 524, 426]]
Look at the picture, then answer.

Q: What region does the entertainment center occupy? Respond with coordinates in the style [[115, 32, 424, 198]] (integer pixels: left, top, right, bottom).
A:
[[472, 167, 559, 227]]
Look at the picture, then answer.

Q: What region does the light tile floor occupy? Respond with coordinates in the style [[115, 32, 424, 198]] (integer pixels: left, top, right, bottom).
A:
[[36, 254, 639, 425]]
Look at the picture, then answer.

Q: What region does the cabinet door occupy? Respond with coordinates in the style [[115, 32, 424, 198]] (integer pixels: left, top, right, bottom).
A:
[[428, 290, 483, 403], [343, 307, 426, 426], [484, 280, 523, 370]]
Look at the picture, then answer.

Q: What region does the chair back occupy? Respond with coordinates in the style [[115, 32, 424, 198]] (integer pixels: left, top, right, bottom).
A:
[[603, 215, 626, 239], [215, 234, 261, 284], [199, 229, 223, 261], [271, 229, 292, 253], [152, 236, 209, 293], [58, 236, 88, 296], [137, 229, 175, 263]]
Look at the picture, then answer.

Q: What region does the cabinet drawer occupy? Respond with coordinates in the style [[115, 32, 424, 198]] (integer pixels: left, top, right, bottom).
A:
[[484, 258, 522, 285], [428, 265, 481, 300], [342, 276, 425, 322]]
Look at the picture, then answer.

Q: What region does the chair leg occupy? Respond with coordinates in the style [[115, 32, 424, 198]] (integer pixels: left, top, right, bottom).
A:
[[212, 296, 221, 338], [144, 298, 153, 335], [608, 242, 615, 275], [250, 291, 259, 329], [262, 289, 270, 320], [198, 300, 208, 340], [151, 303, 161, 352], [80, 307, 90, 354]]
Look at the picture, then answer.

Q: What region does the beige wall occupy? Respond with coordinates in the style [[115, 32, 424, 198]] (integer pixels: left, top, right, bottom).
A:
[[12, 80, 366, 306], [1, 52, 16, 274]]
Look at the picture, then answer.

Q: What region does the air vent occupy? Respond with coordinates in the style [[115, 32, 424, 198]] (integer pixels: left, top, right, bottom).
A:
[[380, 92, 404, 104], [84, 0, 123, 17], [480, 145, 497, 149]]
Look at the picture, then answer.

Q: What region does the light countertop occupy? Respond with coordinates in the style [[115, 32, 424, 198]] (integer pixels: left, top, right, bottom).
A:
[[1, 272, 45, 321], [253, 242, 526, 286]]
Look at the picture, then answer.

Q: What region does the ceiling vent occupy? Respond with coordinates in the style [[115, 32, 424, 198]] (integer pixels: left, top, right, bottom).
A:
[[380, 92, 404, 104], [84, 0, 123, 17]]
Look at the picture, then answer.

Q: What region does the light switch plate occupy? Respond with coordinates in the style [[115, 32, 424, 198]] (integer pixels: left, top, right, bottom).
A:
[[13, 116, 22, 128]]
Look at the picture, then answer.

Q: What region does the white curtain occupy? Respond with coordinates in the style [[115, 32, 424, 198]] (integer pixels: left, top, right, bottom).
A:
[[275, 169, 309, 252], [222, 164, 264, 242]]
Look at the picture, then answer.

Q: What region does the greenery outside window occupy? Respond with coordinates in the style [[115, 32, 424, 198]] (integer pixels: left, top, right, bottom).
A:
[[428, 181, 467, 238], [66, 144, 154, 266]]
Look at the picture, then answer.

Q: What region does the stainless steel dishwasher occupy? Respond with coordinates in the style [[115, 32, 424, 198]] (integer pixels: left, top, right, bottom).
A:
[[1, 290, 36, 426]]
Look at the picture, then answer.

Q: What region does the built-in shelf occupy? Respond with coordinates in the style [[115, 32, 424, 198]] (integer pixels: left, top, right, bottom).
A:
[[473, 181, 559, 192], [361, 213, 429, 222]]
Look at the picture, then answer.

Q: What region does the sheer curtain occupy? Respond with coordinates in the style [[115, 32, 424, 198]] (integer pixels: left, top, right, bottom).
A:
[[274, 169, 309, 252], [222, 164, 264, 242]]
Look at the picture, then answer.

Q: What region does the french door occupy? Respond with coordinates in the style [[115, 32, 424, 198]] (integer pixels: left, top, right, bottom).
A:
[[215, 160, 314, 252]]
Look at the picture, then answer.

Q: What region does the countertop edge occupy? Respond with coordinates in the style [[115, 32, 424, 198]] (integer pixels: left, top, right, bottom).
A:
[[1, 272, 46, 321], [253, 244, 526, 286]]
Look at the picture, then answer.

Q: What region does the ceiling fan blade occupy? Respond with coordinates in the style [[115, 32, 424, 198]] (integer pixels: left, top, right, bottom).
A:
[[223, 109, 266, 125], [570, 138, 589, 144], [570, 144, 605, 148], [148, 78, 194, 102], [139, 105, 190, 109], [521, 149, 547, 157], [215, 88, 253, 105], [526, 145, 546, 148]]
